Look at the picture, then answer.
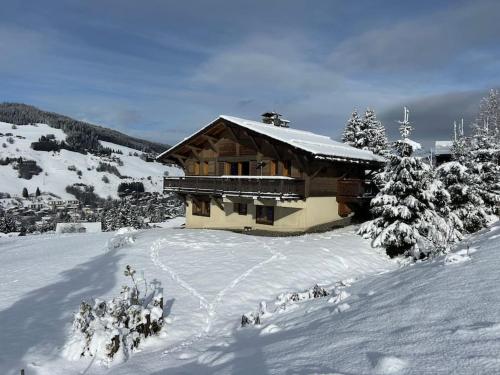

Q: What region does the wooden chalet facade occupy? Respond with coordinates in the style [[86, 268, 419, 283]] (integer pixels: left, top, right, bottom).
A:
[[157, 113, 385, 234]]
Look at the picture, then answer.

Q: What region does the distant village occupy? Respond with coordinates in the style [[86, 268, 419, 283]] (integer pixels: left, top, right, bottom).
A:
[[0, 189, 183, 235]]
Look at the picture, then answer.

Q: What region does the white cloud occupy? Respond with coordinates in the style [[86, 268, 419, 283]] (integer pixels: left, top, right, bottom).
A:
[[328, 0, 500, 73]]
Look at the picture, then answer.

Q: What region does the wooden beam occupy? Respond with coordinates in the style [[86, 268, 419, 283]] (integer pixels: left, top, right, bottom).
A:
[[172, 154, 187, 168], [202, 135, 218, 152], [290, 150, 306, 171], [241, 130, 261, 153], [263, 139, 281, 159], [185, 145, 201, 160], [201, 134, 218, 143], [225, 125, 239, 142], [310, 166, 324, 179]]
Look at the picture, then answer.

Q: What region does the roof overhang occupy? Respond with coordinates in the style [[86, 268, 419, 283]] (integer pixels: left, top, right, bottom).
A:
[[156, 116, 386, 167]]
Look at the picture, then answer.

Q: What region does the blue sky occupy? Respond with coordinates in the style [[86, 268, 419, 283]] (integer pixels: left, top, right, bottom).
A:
[[1, 0, 499, 147]]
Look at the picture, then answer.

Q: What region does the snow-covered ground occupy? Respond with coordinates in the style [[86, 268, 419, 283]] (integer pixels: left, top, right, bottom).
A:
[[1, 221, 499, 374], [0, 222, 393, 375], [0, 122, 181, 200]]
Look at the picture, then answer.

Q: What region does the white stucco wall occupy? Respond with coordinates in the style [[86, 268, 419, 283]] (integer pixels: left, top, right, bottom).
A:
[[185, 196, 342, 233]]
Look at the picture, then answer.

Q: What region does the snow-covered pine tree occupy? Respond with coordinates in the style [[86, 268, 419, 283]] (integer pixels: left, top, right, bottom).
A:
[[342, 108, 390, 156], [436, 161, 488, 233], [0, 212, 7, 233], [342, 110, 363, 148], [359, 107, 451, 258], [477, 89, 499, 139], [461, 90, 500, 214], [361, 108, 390, 156]]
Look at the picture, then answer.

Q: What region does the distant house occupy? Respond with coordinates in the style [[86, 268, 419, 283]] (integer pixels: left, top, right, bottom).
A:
[[157, 113, 385, 234], [434, 141, 453, 166], [56, 222, 102, 233]]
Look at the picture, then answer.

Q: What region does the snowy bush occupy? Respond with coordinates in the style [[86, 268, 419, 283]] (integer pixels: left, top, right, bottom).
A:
[[64, 265, 164, 365], [107, 227, 137, 250], [275, 284, 329, 307]]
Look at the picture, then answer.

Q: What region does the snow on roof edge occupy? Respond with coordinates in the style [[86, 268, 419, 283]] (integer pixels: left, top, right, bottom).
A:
[[157, 115, 386, 164]]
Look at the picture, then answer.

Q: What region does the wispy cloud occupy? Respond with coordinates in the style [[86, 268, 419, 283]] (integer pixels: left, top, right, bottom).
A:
[[0, 0, 498, 145]]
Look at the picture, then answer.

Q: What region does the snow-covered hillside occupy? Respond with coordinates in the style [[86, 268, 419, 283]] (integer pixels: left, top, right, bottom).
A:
[[0, 222, 394, 375], [1, 220, 499, 374], [0, 121, 181, 200]]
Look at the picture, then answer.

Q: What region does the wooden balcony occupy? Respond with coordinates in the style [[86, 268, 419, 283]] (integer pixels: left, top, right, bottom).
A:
[[164, 176, 306, 199], [336, 178, 377, 204]]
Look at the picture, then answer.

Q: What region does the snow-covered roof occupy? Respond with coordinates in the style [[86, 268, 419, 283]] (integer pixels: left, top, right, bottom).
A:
[[401, 138, 422, 151], [158, 115, 385, 164], [434, 140, 453, 155]]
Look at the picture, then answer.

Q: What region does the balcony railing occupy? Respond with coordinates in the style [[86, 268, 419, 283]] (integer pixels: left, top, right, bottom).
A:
[[164, 176, 306, 199], [336, 178, 377, 203]]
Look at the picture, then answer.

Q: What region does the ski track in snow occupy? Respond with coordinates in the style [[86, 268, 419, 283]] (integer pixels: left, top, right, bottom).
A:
[[150, 235, 285, 355]]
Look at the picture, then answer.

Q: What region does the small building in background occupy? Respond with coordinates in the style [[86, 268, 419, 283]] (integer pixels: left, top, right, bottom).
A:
[[434, 141, 453, 166], [56, 222, 102, 234]]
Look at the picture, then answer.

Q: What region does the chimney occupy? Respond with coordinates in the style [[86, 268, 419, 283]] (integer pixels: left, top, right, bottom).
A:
[[261, 112, 290, 128]]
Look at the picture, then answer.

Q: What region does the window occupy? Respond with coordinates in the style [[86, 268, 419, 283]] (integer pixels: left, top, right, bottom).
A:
[[230, 162, 239, 175], [192, 197, 210, 217], [270, 160, 277, 176], [256, 205, 274, 225], [240, 161, 250, 176], [235, 203, 247, 215], [227, 161, 250, 176], [283, 160, 291, 177], [194, 161, 200, 175]]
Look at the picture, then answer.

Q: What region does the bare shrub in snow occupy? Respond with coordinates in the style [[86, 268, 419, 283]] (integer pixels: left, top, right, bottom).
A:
[[241, 285, 330, 327], [64, 265, 164, 365], [276, 284, 329, 306]]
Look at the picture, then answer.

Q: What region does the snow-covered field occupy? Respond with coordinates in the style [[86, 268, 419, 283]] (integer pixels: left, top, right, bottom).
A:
[[0, 222, 393, 375], [0, 122, 180, 200], [1, 220, 499, 374]]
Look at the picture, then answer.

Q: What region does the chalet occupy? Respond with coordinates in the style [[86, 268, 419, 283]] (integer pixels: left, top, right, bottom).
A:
[[157, 113, 385, 234]]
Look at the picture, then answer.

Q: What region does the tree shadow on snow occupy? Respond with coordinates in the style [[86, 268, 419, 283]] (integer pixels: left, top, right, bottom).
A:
[[0, 248, 124, 375], [151, 327, 270, 375], [164, 298, 175, 317]]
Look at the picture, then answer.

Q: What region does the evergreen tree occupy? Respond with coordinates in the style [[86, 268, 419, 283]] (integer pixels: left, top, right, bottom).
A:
[[0, 212, 7, 233], [359, 108, 451, 258], [342, 108, 390, 156], [476, 89, 499, 139], [22, 187, 29, 198], [436, 161, 487, 233], [454, 90, 500, 215], [35, 187, 41, 197], [361, 109, 390, 156], [0, 212, 17, 233], [342, 110, 363, 148]]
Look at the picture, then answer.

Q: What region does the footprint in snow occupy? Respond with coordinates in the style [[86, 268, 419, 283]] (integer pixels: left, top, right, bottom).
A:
[[260, 324, 282, 335], [444, 252, 471, 265], [368, 352, 408, 374]]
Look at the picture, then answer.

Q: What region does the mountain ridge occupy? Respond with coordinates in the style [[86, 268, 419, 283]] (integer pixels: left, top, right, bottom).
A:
[[0, 103, 169, 154]]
